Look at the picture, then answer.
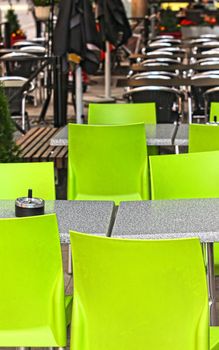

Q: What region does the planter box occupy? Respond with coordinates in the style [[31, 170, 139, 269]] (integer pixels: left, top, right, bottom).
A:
[[34, 6, 51, 21]]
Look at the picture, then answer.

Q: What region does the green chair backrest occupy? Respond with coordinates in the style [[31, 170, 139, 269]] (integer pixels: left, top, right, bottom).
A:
[[150, 150, 219, 200], [210, 102, 219, 122], [68, 123, 149, 204], [179, 126, 219, 274], [0, 214, 66, 346], [88, 102, 156, 125], [70, 231, 208, 350], [189, 124, 219, 153], [0, 162, 55, 199]]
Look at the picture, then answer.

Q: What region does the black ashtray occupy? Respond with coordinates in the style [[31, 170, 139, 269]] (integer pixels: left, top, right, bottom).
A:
[[15, 189, 44, 217]]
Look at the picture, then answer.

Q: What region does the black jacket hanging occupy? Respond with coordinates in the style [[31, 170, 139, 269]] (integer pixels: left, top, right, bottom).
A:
[[97, 0, 132, 48], [54, 0, 102, 74]]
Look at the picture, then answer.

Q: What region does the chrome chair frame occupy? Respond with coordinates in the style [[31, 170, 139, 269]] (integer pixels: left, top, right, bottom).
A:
[[0, 76, 35, 131], [203, 86, 219, 119], [141, 58, 179, 65], [189, 74, 219, 123], [124, 86, 184, 123], [143, 49, 174, 56], [129, 71, 178, 79]]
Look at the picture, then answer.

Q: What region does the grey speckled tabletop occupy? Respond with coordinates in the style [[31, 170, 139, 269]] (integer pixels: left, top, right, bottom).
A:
[[0, 200, 115, 243], [146, 124, 176, 146], [174, 124, 188, 146], [112, 199, 219, 242], [50, 124, 177, 147]]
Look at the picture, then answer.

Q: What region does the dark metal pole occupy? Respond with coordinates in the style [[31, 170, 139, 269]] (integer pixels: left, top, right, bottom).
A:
[[144, 16, 150, 47], [53, 56, 67, 127], [4, 22, 11, 48], [36, 20, 42, 37], [51, 0, 67, 127]]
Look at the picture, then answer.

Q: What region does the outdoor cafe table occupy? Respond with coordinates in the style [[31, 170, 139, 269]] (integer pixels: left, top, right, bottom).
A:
[[50, 124, 178, 147], [125, 77, 219, 88], [174, 124, 189, 153], [190, 53, 219, 59], [130, 63, 219, 73], [0, 200, 115, 243], [112, 199, 219, 326]]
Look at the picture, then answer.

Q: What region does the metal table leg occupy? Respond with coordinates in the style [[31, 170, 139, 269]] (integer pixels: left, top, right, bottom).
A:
[[188, 94, 193, 124], [175, 145, 179, 154], [206, 242, 218, 326]]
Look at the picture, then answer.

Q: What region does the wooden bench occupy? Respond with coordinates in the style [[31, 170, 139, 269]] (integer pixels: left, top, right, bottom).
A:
[[16, 127, 68, 169]]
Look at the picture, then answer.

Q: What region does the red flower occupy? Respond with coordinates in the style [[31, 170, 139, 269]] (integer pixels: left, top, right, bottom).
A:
[[180, 19, 195, 26]]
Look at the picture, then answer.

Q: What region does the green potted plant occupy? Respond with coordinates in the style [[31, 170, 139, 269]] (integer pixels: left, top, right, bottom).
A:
[[33, 0, 51, 21], [5, 8, 26, 45], [0, 84, 20, 162]]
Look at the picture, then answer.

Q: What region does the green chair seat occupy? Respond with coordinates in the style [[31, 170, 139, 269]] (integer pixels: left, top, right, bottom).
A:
[[74, 192, 143, 202]]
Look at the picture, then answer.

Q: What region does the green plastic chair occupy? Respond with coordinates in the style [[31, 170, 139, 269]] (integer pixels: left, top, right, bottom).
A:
[[88, 103, 156, 125], [210, 102, 219, 122], [0, 162, 55, 199], [88, 102, 157, 155], [211, 328, 219, 350], [150, 150, 219, 200], [70, 231, 209, 350], [189, 124, 219, 276], [68, 123, 149, 204], [150, 150, 219, 276], [0, 214, 72, 347], [189, 124, 219, 153]]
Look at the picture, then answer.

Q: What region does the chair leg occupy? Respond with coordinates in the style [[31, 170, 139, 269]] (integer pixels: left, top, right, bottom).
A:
[[68, 244, 72, 275]]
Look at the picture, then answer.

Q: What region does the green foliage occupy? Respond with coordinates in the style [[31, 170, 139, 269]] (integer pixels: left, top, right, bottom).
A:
[[0, 85, 20, 162], [5, 8, 20, 35], [33, 0, 51, 6], [159, 8, 179, 33], [33, 0, 60, 5]]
